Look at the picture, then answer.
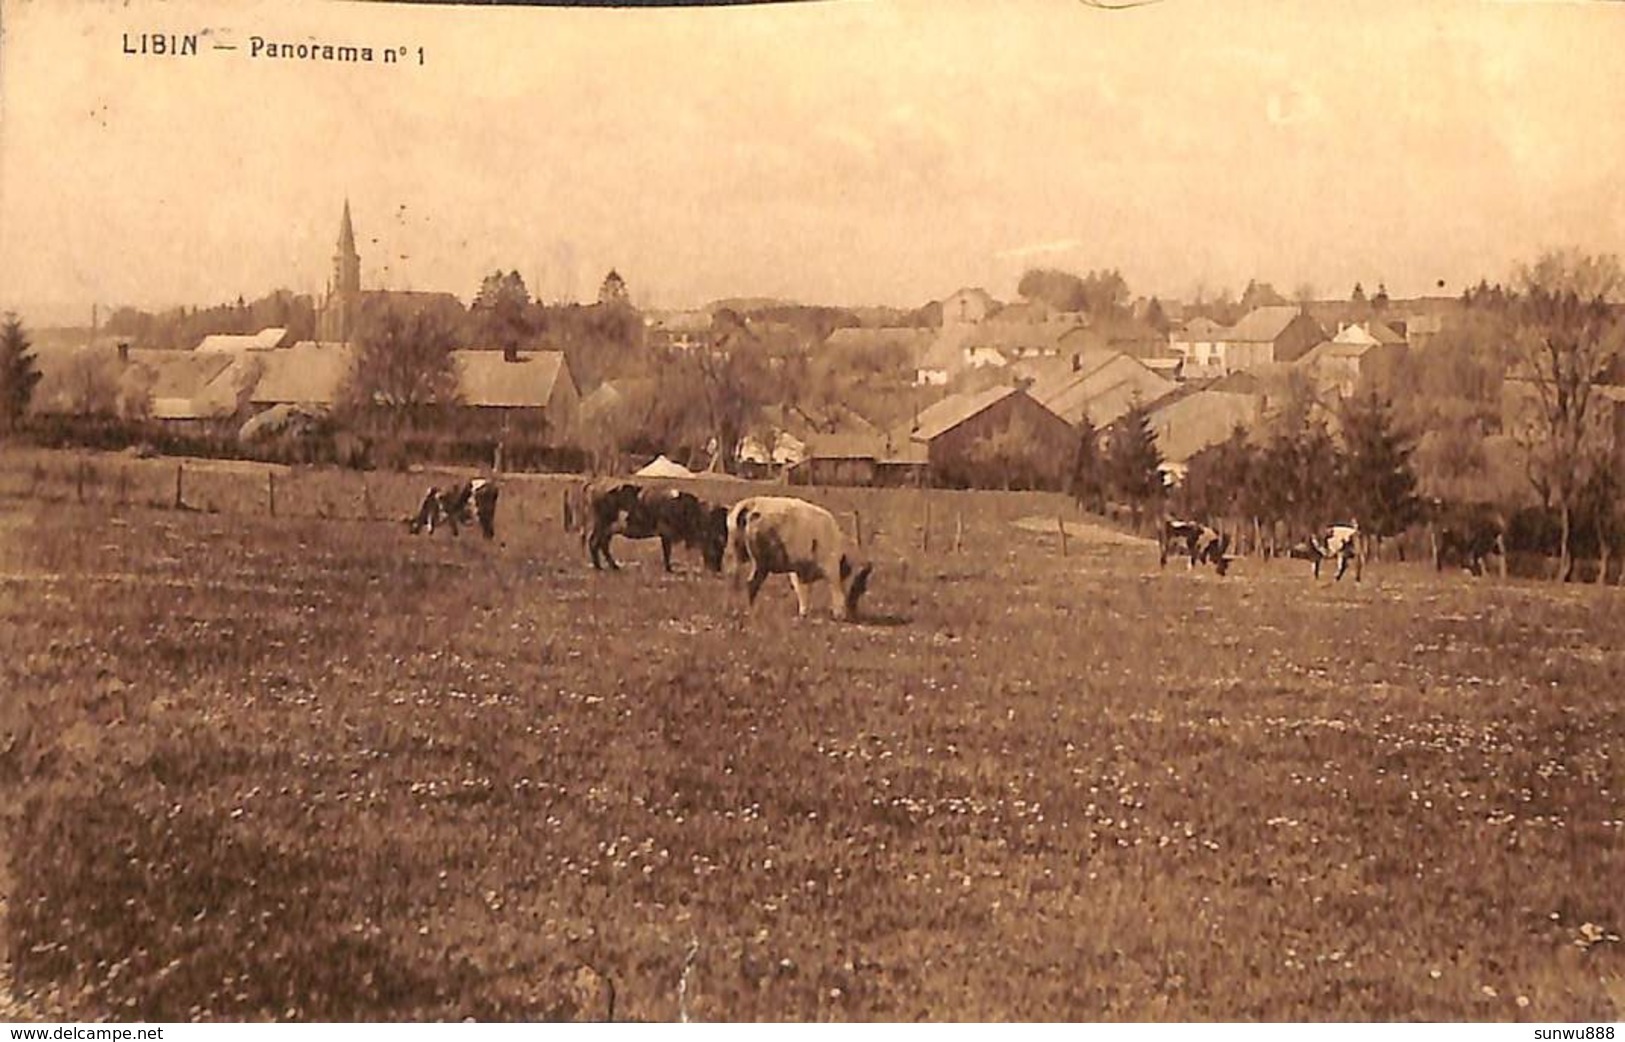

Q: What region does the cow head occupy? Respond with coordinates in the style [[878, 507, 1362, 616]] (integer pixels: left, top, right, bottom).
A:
[[838, 553, 874, 620], [701, 505, 730, 573]]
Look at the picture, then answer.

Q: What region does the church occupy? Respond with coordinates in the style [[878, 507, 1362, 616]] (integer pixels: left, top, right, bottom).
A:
[[316, 200, 465, 343]]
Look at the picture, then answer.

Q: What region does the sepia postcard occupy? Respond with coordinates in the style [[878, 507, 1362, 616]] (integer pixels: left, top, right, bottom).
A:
[[0, 0, 1623, 1026]]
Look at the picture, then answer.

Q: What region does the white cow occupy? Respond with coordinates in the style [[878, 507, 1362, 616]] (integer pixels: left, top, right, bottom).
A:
[[727, 496, 873, 619]]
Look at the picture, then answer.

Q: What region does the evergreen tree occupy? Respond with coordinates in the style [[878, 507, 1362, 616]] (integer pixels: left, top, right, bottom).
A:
[[598, 269, 630, 307], [1351, 282, 1367, 303], [1372, 283, 1391, 312], [471, 270, 533, 354], [0, 313, 42, 435], [1143, 297, 1170, 335], [1339, 391, 1420, 539], [1105, 400, 1164, 524], [1070, 413, 1107, 511]]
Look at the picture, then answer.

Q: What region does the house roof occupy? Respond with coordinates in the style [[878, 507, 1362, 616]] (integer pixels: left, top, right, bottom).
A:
[[1208, 362, 1299, 395], [1224, 305, 1309, 343], [454, 350, 571, 408], [1030, 352, 1175, 428], [916, 324, 977, 373], [127, 349, 244, 419], [911, 385, 1021, 442], [249, 341, 356, 405], [195, 328, 289, 353], [1147, 388, 1260, 464], [1174, 316, 1227, 340]]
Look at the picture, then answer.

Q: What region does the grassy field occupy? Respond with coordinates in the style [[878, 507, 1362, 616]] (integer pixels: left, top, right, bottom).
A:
[[0, 447, 1621, 1021]]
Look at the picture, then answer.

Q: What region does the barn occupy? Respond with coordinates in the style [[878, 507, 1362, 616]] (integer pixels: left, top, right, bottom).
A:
[[911, 386, 1077, 490]]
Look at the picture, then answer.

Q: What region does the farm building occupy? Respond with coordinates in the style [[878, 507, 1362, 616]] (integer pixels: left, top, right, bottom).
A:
[[1029, 349, 1178, 430], [452, 348, 580, 441], [1169, 317, 1230, 379], [1183, 306, 1326, 376], [245, 341, 355, 409], [195, 328, 293, 353], [29, 343, 249, 427], [910, 385, 1077, 490], [1296, 322, 1409, 399], [787, 430, 929, 487], [1145, 384, 1264, 483]]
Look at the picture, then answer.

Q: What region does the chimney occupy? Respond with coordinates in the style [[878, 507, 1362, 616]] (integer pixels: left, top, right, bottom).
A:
[[503, 344, 519, 363]]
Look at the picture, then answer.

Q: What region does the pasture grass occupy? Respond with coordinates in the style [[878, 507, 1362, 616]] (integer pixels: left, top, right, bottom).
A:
[[0, 448, 1621, 1020]]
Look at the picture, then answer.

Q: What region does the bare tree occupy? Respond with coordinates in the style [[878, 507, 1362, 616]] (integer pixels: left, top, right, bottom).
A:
[[1508, 251, 1624, 581], [338, 310, 461, 425]]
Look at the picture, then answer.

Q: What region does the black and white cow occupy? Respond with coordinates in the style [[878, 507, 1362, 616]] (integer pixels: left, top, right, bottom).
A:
[[1431, 503, 1508, 577], [727, 495, 873, 620], [1159, 517, 1232, 576], [409, 478, 499, 539], [586, 482, 730, 573], [1289, 521, 1362, 581]]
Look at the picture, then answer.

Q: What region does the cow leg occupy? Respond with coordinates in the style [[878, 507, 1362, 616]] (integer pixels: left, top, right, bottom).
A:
[[745, 566, 770, 606], [788, 574, 814, 617], [660, 535, 674, 573]]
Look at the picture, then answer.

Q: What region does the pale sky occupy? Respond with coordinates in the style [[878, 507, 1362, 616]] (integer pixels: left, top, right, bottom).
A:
[[2, 0, 1623, 324]]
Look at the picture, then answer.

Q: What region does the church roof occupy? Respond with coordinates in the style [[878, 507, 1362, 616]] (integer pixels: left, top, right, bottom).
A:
[[337, 200, 356, 254]]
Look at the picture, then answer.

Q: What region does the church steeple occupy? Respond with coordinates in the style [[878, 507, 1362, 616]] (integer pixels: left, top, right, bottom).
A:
[[337, 199, 357, 256], [322, 199, 362, 342], [333, 199, 361, 297]]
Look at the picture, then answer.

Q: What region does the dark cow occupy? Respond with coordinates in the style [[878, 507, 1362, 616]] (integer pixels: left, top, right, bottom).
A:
[[587, 482, 729, 573], [1159, 517, 1232, 576], [727, 495, 873, 619], [1289, 521, 1362, 581], [409, 478, 499, 539], [1430, 503, 1508, 577]]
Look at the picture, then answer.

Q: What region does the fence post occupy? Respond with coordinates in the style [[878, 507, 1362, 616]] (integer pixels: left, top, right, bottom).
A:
[[118, 468, 128, 508], [921, 497, 930, 553], [174, 463, 184, 510], [852, 510, 863, 549], [267, 471, 277, 518], [362, 479, 374, 520], [954, 512, 964, 554], [76, 458, 85, 504], [562, 488, 572, 532], [1057, 515, 1068, 557]]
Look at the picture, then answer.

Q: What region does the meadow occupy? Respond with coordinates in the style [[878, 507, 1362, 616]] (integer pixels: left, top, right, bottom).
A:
[[0, 447, 1621, 1021]]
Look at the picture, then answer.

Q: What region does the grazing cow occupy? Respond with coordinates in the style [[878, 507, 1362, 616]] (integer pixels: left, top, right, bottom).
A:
[[1430, 504, 1508, 577], [728, 495, 873, 620], [586, 482, 729, 573], [409, 478, 499, 539], [1159, 517, 1232, 576], [1290, 521, 1362, 581]]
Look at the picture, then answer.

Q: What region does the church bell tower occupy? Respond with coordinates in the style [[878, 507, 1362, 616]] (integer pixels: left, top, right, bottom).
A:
[[321, 200, 362, 342]]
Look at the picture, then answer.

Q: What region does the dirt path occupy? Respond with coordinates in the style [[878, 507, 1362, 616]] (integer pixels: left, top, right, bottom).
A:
[[1011, 514, 1155, 546]]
